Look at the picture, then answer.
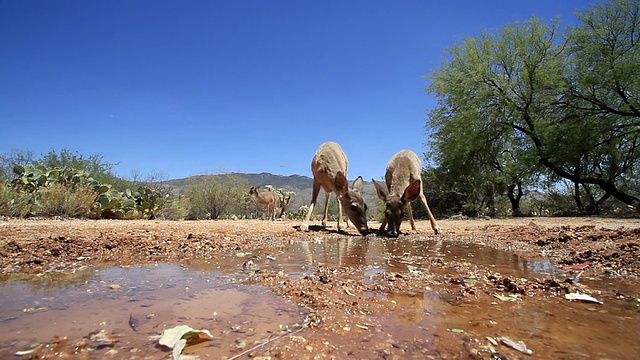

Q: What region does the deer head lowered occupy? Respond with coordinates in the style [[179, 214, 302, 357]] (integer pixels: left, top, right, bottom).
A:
[[373, 149, 441, 237], [300, 141, 369, 235]]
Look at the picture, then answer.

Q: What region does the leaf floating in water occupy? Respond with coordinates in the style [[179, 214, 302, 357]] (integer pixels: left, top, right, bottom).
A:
[[23, 307, 48, 313], [15, 348, 36, 356], [497, 336, 533, 355], [493, 293, 520, 302], [562, 261, 590, 271], [159, 325, 214, 359], [565, 292, 603, 304], [173, 339, 187, 360]]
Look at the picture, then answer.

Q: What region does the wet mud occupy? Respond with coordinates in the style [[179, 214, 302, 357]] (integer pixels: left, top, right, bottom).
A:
[[1, 218, 639, 359]]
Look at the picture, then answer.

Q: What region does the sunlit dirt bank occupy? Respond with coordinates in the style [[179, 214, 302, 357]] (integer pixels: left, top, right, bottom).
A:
[[1, 217, 639, 359]]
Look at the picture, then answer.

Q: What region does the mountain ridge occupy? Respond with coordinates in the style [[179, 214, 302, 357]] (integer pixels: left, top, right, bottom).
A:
[[161, 172, 380, 212]]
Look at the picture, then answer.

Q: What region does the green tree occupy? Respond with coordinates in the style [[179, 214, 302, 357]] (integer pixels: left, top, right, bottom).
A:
[[185, 173, 249, 219], [0, 149, 35, 181], [427, 0, 640, 214], [428, 17, 559, 215], [568, 0, 640, 118], [36, 149, 127, 188], [562, 0, 640, 211], [420, 166, 471, 217]]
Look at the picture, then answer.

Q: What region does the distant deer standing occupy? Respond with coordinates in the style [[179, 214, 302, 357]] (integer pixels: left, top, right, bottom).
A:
[[300, 141, 369, 235], [249, 186, 277, 221], [275, 189, 294, 219], [373, 150, 441, 237]]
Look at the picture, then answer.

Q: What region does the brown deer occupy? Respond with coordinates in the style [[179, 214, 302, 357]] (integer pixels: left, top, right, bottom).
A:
[[275, 189, 294, 219], [249, 186, 277, 221], [372, 149, 441, 237], [300, 141, 369, 235]]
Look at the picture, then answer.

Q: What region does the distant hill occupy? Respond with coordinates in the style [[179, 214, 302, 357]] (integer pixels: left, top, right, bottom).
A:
[[161, 172, 381, 212], [161, 172, 313, 193]]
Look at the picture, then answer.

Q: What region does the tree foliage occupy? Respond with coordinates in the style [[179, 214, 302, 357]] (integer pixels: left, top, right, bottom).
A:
[[427, 0, 640, 215], [185, 173, 249, 219], [36, 149, 128, 189], [9, 163, 166, 219], [0, 149, 35, 181], [1, 148, 169, 219]]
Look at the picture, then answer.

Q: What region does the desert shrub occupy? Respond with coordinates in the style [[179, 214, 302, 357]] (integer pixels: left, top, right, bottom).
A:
[[0, 181, 34, 217], [156, 196, 189, 220], [185, 173, 249, 219], [36, 183, 97, 218], [541, 191, 575, 216]]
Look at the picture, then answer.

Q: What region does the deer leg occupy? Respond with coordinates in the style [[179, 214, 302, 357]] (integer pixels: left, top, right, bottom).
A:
[[337, 194, 346, 232], [344, 206, 351, 230], [407, 202, 416, 230], [272, 200, 276, 220], [379, 218, 387, 231], [321, 192, 330, 227], [419, 192, 441, 235], [301, 182, 322, 231], [302, 203, 315, 231]]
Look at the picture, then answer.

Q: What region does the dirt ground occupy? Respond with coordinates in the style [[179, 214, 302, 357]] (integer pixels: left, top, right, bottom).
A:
[[1, 217, 640, 359]]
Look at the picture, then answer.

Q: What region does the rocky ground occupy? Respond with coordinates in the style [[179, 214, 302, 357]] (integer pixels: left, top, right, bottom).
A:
[[1, 217, 639, 359]]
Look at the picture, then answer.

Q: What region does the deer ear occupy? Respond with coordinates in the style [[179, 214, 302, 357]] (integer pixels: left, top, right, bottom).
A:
[[334, 171, 349, 193], [372, 179, 388, 201], [351, 176, 364, 192], [402, 180, 421, 204]]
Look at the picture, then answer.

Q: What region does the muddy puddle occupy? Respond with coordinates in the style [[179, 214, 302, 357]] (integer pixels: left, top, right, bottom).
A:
[[1, 235, 639, 359], [0, 265, 307, 359], [233, 236, 640, 358]]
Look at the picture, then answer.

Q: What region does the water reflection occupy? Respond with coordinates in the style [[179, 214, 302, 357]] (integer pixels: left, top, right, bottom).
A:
[[0, 264, 307, 359], [1, 236, 638, 359], [231, 235, 569, 280]]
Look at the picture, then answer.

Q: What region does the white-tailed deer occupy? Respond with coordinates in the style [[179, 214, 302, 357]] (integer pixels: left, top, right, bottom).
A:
[[249, 186, 277, 221], [373, 150, 441, 237], [300, 141, 369, 235], [275, 189, 295, 219]]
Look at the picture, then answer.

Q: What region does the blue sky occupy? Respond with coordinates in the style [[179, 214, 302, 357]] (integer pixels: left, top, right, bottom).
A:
[[1, 0, 597, 181]]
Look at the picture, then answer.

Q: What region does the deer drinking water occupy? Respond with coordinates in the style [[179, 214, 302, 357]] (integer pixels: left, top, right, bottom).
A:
[[373, 150, 441, 237], [249, 186, 277, 221], [300, 141, 369, 235]]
